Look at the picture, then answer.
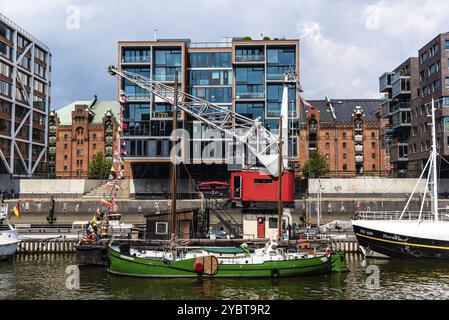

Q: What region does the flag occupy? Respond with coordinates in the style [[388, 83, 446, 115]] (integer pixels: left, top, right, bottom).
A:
[[13, 202, 21, 219], [119, 95, 128, 105], [299, 96, 314, 109], [100, 199, 114, 208]]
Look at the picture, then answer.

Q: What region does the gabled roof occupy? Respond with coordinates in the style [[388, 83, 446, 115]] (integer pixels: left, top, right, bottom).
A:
[[302, 99, 382, 123], [55, 100, 121, 125]]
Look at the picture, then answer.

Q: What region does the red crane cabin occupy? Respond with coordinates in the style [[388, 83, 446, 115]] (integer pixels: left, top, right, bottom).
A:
[[230, 171, 295, 206]]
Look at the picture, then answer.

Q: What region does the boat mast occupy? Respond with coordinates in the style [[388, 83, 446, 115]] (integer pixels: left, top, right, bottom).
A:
[[431, 98, 439, 221], [171, 70, 178, 243], [277, 114, 283, 242]]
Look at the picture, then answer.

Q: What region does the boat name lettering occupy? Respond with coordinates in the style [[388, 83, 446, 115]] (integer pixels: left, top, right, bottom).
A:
[[382, 234, 398, 241]]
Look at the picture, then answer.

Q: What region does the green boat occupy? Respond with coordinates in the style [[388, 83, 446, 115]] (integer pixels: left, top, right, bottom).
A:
[[108, 241, 348, 278]]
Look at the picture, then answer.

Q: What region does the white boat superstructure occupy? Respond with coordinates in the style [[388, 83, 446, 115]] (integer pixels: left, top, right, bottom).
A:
[[352, 98, 449, 260], [120, 240, 328, 265], [0, 204, 20, 261]]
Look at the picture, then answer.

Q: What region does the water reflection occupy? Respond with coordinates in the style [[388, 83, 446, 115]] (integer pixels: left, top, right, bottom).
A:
[[1, 254, 449, 300]]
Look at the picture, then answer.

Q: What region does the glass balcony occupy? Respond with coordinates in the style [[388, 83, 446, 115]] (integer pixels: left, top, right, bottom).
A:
[[235, 92, 265, 100], [379, 72, 394, 92], [235, 54, 265, 63], [392, 78, 411, 98]]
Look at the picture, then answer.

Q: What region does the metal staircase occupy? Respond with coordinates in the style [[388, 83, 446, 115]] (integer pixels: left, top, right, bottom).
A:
[[206, 196, 243, 238]]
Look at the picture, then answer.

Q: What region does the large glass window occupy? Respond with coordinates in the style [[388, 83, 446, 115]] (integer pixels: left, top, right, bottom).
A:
[[189, 70, 232, 86], [123, 103, 150, 121], [443, 117, 449, 132], [0, 61, 11, 78], [191, 87, 232, 103], [189, 52, 231, 68], [267, 47, 295, 80], [0, 23, 12, 41], [267, 84, 296, 117], [235, 47, 264, 62], [235, 67, 265, 99], [154, 49, 182, 81], [235, 103, 265, 120], [0, 42, 12, 60], [122, 48, 151, 63], [0, 79, 11, 97]]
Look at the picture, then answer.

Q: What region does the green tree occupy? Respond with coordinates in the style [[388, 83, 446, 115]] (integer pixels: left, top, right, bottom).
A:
[[243, 36, 252, 40], [89, 152, 112, 179], [301, 150, 330, 178]]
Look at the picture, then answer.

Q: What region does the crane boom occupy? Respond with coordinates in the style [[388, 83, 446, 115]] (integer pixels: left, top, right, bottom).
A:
[[108, 65, 296, 177]]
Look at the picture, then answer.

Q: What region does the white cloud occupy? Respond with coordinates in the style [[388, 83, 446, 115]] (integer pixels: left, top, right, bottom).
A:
[[1, 0, 448, 107]]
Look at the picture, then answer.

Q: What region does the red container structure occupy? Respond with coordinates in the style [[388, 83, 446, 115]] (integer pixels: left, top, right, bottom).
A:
[[230, 171, 295, 206]]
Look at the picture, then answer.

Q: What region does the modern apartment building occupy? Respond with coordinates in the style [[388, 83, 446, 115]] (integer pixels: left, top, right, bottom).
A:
[[117, 37, 300, 180], [378, 57, 419, 176], [0, 13, 51, 176], [299, 99, 387, 177], [409, 33, 449, 174]]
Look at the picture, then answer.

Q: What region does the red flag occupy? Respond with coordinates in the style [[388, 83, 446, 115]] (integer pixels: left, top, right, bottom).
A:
[[300, 96, 314, 109], [119, 95, 128, 105], [100, 199, 114, 207]]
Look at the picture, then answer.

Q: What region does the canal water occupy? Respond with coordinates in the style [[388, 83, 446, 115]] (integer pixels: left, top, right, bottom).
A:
[[1, 254, 449, 300]]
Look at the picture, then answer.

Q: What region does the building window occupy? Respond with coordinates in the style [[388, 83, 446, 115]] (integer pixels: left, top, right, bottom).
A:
[[325, 143, 330, 151], [64, 166, 67, 171], [155, 222, 168, 235], [64, 144, 67, 150], [64, 155, 67, 160], [342, 142, 346, 149], [93, 144, 96, 150], [268, 218, 278, 229], [343, 164, 347, 171], [254, 179, 273, 184], [343, 153, 346, 160], [325, 132, 330, 140], [372, 153, 376, 159], [371, 132, 375, 138], [372, 142, 376, 148], [445, 78, 449, 88], [342, 133, 347, 140], [373, 164, 376, 171]]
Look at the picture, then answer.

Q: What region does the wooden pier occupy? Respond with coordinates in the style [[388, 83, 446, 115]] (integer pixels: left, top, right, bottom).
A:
[[14, 236, 361, 254], [16, 237, 79, 254]]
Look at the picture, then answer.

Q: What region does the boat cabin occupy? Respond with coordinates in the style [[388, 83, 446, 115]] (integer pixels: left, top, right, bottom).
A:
[[144, 208, 206, 240]]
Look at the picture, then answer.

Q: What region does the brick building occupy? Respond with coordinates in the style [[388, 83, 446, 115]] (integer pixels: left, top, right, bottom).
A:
[[298, 99, 388, 177], [409, 33, 449, 174], [48, 97, 121, 178]]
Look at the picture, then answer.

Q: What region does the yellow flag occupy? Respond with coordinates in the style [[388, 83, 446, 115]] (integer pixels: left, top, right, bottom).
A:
[[13, 203, 20, 219]]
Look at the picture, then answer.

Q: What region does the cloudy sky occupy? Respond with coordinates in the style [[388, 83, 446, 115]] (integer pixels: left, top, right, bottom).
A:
[[1, 0, 448, 109]]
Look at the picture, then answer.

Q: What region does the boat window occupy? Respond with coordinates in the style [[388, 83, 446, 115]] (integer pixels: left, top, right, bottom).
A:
[[156, 222, 168, 235]]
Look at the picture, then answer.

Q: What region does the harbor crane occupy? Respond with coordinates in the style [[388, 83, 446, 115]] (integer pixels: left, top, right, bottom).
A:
[[108, 65, 301, 178]]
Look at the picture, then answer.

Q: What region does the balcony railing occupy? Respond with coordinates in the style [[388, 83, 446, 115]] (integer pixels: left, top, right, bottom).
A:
[[122, 57, 151, 64], [235, 55, 265, 63], [355, 145, 363, 152], [354, 135, 363, 142], [355, 155, 364, 163], [379, 72, 394, 92], [126, 93, 151, 101], [235, 92, 265, 99]]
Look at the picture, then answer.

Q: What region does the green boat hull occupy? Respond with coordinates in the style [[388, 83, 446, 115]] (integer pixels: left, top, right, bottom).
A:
[[108, 247, 348, 278]]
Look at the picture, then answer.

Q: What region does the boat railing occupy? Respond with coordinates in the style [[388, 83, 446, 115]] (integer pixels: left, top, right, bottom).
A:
[[356, 210, 449, 221]]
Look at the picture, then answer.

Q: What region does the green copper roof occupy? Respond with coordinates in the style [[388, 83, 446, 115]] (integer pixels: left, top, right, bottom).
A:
[[55, 100, 121, 125]]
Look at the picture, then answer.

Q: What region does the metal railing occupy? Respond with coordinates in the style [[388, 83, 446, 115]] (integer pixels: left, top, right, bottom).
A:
[[0, 13, 50, 52], [355, 210, 449, 222], [235, 55, 265, 63]]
